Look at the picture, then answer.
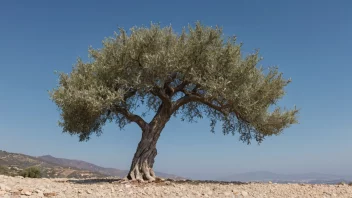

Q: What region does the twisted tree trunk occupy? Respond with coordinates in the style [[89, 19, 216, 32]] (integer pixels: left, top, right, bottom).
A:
[[127, 107, 170, 181]]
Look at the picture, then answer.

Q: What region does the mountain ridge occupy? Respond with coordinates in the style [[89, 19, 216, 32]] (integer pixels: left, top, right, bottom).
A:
[[38, 155, 126, 177], [38, 154, 184, 179], [2, 149, 351, 184], [0, 150, 184, 179], [0, 150, 106, 178]]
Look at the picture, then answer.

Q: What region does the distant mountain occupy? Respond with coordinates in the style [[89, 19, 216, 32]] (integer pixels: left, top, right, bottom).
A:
[[0, 150, 105, 178], [39, 155, 184, 180], [219, 171, 352, 184], [0, 150, 184, 179], [38, 155, 126, 177], [10, 149, 347, 184]]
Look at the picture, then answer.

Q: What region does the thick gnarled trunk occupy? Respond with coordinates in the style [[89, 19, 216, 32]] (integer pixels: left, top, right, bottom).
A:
[[126, 102, 172, 181], [127, 117, 169, 181]]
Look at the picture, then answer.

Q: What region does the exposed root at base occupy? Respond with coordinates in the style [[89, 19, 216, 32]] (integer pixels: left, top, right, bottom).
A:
[[127, 161, 157, 182]]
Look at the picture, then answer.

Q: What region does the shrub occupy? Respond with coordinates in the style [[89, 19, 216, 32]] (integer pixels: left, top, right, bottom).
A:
[[0, 166, 10, 175], [20, 166, 41, 178]]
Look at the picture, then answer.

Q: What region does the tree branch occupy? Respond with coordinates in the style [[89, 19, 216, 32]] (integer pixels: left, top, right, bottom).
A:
[[165, 72, 178, 85], [171, 93, 227, 115], [150, 88, 171, 105], [172, 80, 190, 95], [149, 102, 172, 127], [163, 72, 178, 97], [114, 106, 147, 129], [171, 91, 249, 123], [124, 89, 137, 101]]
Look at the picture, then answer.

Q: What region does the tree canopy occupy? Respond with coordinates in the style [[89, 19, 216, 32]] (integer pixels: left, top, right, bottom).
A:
[[50, 22, 298, 144]]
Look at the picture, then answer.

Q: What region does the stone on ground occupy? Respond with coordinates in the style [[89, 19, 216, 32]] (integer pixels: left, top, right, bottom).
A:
[[0, 175, 351, 197]]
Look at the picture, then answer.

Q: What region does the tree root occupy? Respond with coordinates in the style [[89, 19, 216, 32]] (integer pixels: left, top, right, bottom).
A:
[[127, 161, 156, 182]]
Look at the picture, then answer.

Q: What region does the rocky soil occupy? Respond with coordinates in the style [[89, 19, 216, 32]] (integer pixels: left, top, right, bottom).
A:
[[1, 175, 352, 198]]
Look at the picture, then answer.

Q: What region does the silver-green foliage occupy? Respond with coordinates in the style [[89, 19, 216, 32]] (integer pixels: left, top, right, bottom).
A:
[[50, 22, 298, 143]]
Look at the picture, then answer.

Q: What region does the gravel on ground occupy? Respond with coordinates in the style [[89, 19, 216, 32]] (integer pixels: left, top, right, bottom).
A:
[[0, 175, 351, 198]]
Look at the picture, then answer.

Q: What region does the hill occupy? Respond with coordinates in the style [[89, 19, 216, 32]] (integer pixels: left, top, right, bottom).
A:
[[38, 155, 126, 177], [0, 150, 184, 180], [38, 155, 184, 180], [0, 150, 106, 178]]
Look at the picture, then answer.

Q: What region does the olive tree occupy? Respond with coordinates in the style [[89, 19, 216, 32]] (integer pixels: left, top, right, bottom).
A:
[[50, 22, 298, 181]]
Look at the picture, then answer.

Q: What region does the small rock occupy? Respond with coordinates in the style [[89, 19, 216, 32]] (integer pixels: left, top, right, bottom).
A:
[[0, 184, 11, 191], [43, 192, 57, 197], [163, 189, 169, 194], [0, 190, 6, 196], [37, 192, 44, 197], [22, 191, 32, 196], [224, 192, 231, 196], [192, 191, 201, 196], [119, 189, 123, 192], [21, 189, 32, 196], [165, 181, 171, 185], [232, 189, 240, 195], [125, 184, 131, 188], [11, 189, 21, 195], [323, 192, 331, 196], [241, 191, 249, 197], [268, 181, 272, 184], [87, 189, 92, 194]]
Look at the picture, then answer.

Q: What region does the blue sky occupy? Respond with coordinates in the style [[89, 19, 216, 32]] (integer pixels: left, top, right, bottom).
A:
[[0, 0, 351, 180]]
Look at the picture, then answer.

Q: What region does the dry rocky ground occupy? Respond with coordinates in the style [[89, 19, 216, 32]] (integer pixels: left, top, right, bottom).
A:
[[1, 175, 352, 198]]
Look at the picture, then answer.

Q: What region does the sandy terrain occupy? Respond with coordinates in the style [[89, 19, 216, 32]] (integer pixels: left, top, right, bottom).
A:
[[1, 175, 351, 198]]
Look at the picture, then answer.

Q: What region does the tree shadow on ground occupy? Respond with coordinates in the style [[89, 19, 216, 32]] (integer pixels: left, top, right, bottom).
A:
[[63, 178, 123, 184], [174, 179, 248, 185], [62, 178, 248, 186]]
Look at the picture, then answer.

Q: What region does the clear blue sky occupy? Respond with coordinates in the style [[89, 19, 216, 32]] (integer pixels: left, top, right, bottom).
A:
[[0, 0, 351, 180]]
